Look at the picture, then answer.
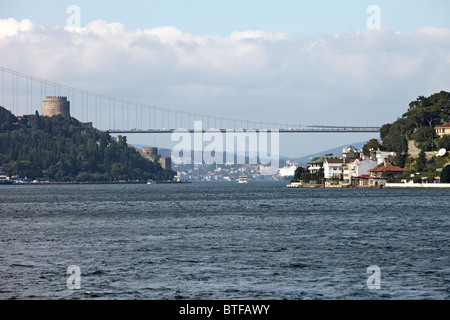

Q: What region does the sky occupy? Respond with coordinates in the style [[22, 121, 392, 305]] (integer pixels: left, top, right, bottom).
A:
[[1, 0, 450, 158]]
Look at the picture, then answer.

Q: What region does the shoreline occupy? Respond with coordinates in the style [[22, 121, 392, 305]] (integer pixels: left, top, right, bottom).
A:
[[286, 182, 450, 189], [1, 180, 192, 185]]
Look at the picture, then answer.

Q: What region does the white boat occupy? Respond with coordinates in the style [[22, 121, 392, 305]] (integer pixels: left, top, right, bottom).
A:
[[147, 180, 155, 184], [238, 176, 248, 183], [0, 173, 13, 185]]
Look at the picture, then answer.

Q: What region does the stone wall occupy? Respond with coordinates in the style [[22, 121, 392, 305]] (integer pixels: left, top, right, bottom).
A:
[[408, 140, 437, 160]]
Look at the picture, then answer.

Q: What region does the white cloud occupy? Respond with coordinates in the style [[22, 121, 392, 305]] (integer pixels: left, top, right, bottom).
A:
[[1, 18, 449, 127], [0, 18, 35, 39]]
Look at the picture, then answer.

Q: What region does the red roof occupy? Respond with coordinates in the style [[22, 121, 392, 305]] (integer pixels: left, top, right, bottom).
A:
[[369, 165, 407, 172], [325, 159, 344, 164], [436, 123, 450, 128]]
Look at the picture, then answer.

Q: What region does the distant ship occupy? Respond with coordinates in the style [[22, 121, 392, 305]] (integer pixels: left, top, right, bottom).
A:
[[147, 179, 192, 184], [238, 176, 248, 183], [0, 171, 13, 184]]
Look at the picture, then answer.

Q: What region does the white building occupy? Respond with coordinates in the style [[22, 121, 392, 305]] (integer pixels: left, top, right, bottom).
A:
[[342, 146, 362, 160], [323, 158, 344, 179], [307, 156, 340, 174], [278, 165, 297, 177], [435, 123, 450, 137], [370, 150, 396, 165], [343, 159, 378, 183]]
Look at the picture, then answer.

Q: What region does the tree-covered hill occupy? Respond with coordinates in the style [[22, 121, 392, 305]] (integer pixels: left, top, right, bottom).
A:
[[0, 106, 175, 182], [378, 90, 450, 167]]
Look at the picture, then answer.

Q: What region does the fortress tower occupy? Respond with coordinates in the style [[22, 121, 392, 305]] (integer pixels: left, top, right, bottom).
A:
[[42, 96, 70, 118], [141, 147, 172, 170], [142, 147, 159, 162]]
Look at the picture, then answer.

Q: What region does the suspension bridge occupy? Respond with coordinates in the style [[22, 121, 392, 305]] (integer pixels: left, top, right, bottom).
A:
[[0, 66, 380, 134]]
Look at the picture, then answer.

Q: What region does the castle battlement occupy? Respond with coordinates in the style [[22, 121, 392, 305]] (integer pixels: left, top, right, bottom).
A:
[[42, 96, 70, 118], [45, 96, 68, 100]]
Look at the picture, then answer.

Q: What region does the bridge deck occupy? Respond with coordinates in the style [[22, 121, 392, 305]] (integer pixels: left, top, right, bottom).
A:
[[106, 129, 380, 133]]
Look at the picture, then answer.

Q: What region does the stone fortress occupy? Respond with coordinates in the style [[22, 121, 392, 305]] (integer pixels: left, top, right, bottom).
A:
[[141, 147, 172, 170], [41, 96, 171, 170], [42, 96, 70, 118]]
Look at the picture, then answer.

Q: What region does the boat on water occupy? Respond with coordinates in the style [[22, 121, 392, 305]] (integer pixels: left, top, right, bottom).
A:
[[238, 176, 248, 183], [0, 171, 13, 184], [147, 179, 192, 184]]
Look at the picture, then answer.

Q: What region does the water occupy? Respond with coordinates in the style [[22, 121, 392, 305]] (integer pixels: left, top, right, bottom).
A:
[[0, 182, 449, 300]]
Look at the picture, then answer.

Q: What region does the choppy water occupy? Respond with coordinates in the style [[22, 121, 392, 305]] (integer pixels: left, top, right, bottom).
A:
[[0, 182, 449, 300]]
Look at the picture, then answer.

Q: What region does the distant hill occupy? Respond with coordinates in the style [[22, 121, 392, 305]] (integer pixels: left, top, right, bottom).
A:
[[282, 141, 369, 167]]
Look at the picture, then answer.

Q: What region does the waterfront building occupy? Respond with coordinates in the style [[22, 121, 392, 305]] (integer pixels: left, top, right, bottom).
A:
[[323, 158, 344, 179], [278, 165, 297, 178], [368, 165, 408, 178], [343, 159, 377, 183], [342, 146, 362, 161], [369, 149, 396, 165], [307, 155, 341, 174], [355, 165, 407, 187]]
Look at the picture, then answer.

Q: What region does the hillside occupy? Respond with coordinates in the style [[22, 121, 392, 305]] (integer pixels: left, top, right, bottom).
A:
[[0, 106, 175, 182], [379, 90, 450, 168]]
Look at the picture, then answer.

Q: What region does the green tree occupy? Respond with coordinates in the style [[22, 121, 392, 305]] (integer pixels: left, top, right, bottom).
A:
[[416, 149, 427, 172], [393, 151, 407, 168], [440, 165, 450, 183], [380, 118, 411, 155], [437, 135, 450, 151], [362, 138, 382, 157], [429, 91, 450, 123], [413, 126, 436, 151], [381, 91, 450, 158], [414, 126, 435, 143], [311, 168, 324, 184], [403, 95, 441, 128], [0, 107, 18, 131], [292, 166, 307, 181]]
